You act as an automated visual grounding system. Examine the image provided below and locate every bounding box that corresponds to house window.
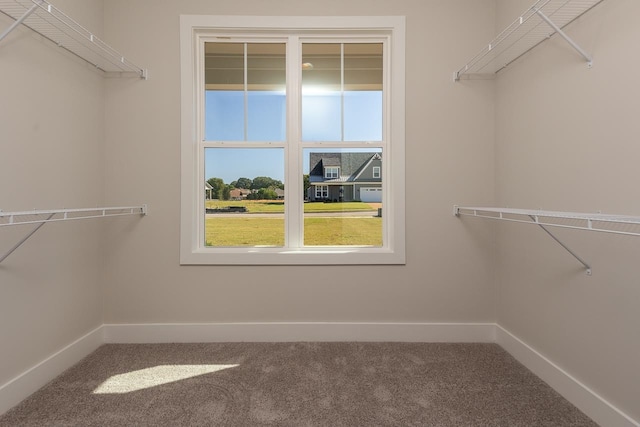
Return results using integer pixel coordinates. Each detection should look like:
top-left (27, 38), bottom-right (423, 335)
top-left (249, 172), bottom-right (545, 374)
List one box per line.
top-left (324, 167), bottom-right (339, 179)
top-left (315, 185), bottom-right (329, 199)
top-left (180, 15), bottom-right (405, 264)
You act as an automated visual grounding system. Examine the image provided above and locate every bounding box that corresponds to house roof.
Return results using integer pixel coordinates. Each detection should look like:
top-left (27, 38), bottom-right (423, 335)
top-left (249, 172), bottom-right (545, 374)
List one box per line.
top-left (320, 157), bottom-right (341, 167)
top-left (229, 188), bottom-right (251, 197)
top-left (309, 152), bottom-right (381, 182)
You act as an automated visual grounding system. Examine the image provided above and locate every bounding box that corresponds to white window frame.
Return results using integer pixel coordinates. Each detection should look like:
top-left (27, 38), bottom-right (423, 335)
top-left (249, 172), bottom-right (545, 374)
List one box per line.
top-left (324, 167), bottom-right (339, 179)
top-left (315, 185), bottom-right (329, 199)
top-left (180, 15), bottom-right (405, 265)
top-left (372, 166), bottom-right (381, 178)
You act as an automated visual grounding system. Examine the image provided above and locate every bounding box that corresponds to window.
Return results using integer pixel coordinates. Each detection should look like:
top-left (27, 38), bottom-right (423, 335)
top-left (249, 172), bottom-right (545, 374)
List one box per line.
top-left (180, 15), bottom-right (405, 264)
top-left (315, 185), bottom-right (329, 199)
top-left (324, 167), bottom-right (339, 179)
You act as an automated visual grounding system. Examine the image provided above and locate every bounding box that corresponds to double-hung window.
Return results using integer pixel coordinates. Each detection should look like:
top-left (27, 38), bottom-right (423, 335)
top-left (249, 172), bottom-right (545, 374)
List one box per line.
top-left (180, 16), bottom-right (405, 264)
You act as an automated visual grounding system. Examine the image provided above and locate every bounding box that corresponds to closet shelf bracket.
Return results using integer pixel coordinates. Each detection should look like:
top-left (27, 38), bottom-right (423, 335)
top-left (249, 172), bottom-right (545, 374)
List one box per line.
top-left (0, 0), bottom-right (148, 79)
top-left (454, 206), bottom-right (640, 275)
top-left (530, 216), bottom-right (592, 275)
top-left (533, 8), bottom-right (592, 68)
top-left (453, 0), bottom-right (603, 82)
top-left (0, 205), bottom-right (147, 263)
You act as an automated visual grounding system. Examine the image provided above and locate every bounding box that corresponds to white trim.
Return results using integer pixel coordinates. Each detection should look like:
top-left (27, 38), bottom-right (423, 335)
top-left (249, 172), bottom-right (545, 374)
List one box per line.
top-left (496, 325), bottom-right (639, 427)
top-left (103, 322), bottom-right (495, 344)
top-left (180, 15), bottom-right (406, 265)
top-left (0, 326), bottom-right (103, 416)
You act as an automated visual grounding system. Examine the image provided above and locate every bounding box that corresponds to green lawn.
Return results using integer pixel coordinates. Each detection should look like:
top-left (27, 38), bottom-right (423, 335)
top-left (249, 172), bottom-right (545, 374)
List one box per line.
top-left (205, 200), bottom-right (375, 214)
top-left (205, 216), bottom-right (382, 246)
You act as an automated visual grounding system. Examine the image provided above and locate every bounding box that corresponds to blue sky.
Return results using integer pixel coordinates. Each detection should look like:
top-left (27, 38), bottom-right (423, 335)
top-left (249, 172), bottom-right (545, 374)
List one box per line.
top-left (205, 90), bottom-right (382, 184)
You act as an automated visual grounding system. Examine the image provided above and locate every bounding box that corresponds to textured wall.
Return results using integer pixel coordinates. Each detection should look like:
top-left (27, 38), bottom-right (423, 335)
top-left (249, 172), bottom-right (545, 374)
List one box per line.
top-left (100, 0), bottom-right (497, 324)
top-left (0, 0), bottom-right (105, 387)
top-left (494, 0), bottom-right (640, 421)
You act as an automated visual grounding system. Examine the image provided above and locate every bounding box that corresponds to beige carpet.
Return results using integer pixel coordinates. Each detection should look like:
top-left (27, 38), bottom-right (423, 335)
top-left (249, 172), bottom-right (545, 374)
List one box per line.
top-left (0, 343), bottom-right (597, 426)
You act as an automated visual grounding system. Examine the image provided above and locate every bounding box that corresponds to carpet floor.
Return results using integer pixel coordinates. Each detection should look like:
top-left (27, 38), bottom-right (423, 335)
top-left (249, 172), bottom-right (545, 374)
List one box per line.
top-left (0, 343), bottom-right (597, 426)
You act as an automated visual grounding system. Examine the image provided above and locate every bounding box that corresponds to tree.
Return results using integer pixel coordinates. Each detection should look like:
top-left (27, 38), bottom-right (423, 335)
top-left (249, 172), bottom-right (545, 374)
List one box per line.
top-left (222, 184), bottom-right (232, 201)
top-left (233, 177), bottom-right (253, 189)
top-left (251, 176), bottom-right (284, 190)
top-left (303, 174), bottom-right (310, 198)
top-left (206, 177), bottom-right (225, 200)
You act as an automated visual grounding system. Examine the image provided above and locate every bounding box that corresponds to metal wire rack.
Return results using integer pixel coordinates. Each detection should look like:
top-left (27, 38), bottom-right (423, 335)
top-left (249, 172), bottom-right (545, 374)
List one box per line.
top-left (0, 0), bottom-right (147, 78)
top-left (454, 206), bottom-right (640, 275)
top-left (0, 206), bottom-right (147, 263)
top-left (454, 0), bottom-right (603, 81)
top-left (0, 206), bottom-right (148, 227)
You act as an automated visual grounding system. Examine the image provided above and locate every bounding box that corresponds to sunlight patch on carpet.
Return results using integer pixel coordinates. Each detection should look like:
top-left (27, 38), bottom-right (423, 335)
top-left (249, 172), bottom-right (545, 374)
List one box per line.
top-left (93, 364), bottom-right (239, 394)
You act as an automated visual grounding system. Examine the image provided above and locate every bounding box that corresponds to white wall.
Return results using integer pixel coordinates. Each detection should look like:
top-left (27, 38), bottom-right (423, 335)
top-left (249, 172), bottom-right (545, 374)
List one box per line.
top-left (100, 0), bottom-right (496, 324)
top-left (0, 0), bottom-right (105, 390)
top-left (494, 0), bottom-right (640, 421)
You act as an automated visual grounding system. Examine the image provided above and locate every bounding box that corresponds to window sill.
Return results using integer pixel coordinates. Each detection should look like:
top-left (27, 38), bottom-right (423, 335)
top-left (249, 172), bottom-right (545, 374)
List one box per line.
top-left (180, 247), bottom-right (405, 265)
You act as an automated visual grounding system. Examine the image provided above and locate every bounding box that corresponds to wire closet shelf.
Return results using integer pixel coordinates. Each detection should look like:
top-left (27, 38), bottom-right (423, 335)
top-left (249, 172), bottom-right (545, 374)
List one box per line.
top-left (0, 0), bottom-right (147, 78)
top-left (454, 0), bottom-right (603, 81)
top-left (0, 206), bottom-right (147, 263)
top-left (454, 207), bottom-right (640, 237)
top-left (0, 206), bottom-right (148, 227)
top-left (454, 206), bottom-right (640, 276)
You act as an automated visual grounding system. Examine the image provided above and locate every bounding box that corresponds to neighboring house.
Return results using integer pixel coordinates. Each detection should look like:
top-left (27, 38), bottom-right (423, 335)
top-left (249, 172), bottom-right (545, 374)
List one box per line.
top-left (230, 188), bottom-right (251, 200)
top-left (308, 152), bottom-right (382, 202)
top-left (205, 182), bottom-right (213, 200)
top-left (275, 188), bottom-right (285, 200)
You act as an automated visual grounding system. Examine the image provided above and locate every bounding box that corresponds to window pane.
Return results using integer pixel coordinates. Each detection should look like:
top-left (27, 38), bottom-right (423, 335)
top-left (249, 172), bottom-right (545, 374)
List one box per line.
top-left (205, 148), bottom-right (285, 247)
top-left (344, 43), bottom-right (383, 141)
top-left (344, 91), bottom-right (382, 141)
top-left (204, 43), bottom-right (245, 141)
top-left (247, 43), bottom-right (286, 141)
top-left (205, 43), bottom-right (286, 142)
top-left (303, 148), bottom-right (383, 246)
top-left (302, 44), bottom-right (341, 141)
top-left (205, 91), bottom-right (244, 141)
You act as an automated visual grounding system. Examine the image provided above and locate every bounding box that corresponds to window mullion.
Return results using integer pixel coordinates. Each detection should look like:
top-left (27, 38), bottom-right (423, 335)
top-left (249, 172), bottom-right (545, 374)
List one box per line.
top-left (285, 36), bottom-right (302, 248)
top-left (243, 43), bottom-right (248, 141)
top-left (340, 43), bottom-right (345, 142)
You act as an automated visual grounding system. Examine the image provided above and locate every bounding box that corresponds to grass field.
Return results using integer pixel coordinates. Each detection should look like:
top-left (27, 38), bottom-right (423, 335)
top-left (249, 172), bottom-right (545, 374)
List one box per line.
top-left (205, 200), bottom-right (375, 214)
top-left (205, 216), bottom-right (382, 246)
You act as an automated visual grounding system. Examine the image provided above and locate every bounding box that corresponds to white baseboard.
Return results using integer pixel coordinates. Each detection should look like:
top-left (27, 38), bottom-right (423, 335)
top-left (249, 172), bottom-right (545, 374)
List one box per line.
top-left (0, 325), bottom-right (104, 416)
top-left (103, 322), bottom-right (496, 344)
top-left (496, 324), bottom-right (639, 427)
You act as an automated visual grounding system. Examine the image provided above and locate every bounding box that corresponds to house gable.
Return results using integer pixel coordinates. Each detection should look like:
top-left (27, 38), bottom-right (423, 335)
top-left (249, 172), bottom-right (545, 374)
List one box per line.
top-left (308, 152), bottom-right (381, 183)
top-left (352, 153), bottom-right (382, 182)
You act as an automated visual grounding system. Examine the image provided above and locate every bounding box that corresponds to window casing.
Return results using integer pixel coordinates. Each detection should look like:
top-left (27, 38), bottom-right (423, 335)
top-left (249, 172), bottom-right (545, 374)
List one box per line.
top-left (180, 15), bottom-right (405, 264)
top-left (373, 166), bottom-right (381, 179)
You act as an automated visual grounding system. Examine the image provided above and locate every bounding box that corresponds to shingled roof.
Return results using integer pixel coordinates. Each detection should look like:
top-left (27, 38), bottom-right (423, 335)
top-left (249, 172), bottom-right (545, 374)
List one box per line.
top-left (309, 152), bottom-right (380, 180)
